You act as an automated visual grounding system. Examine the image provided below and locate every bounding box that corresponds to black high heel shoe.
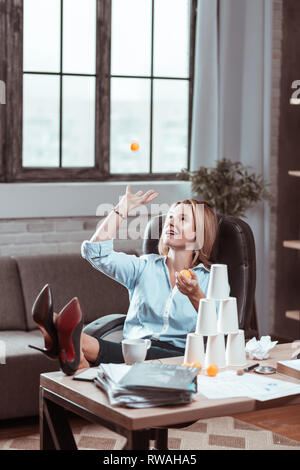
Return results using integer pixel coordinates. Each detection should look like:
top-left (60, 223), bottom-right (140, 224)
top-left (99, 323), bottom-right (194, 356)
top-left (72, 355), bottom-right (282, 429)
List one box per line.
top-left (28, 284), bottom-right (59, 359)
top-left (56, 297), bottom-right (83, 376)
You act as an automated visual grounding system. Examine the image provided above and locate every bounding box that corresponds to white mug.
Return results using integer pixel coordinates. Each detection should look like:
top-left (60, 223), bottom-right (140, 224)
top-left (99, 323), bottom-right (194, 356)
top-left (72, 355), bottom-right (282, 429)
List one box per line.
top-left (121, 338), bottom-right (151, 365)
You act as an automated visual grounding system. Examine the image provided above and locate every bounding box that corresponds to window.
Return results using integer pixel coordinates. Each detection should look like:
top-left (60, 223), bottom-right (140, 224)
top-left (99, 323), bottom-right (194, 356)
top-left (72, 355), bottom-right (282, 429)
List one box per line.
top-left (23, 0), bottom-right (96, 169)
top-left (1, 0), bottom-right (197, 182)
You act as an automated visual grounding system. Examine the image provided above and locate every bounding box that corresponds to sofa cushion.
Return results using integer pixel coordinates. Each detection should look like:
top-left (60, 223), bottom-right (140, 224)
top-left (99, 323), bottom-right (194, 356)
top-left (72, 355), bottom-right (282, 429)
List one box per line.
top-left (0, 257), bottom-right (26, 331)
top-left (0, 330), bottom-right (60, 419)
top-left (15, 253), bottom-right (130, 331)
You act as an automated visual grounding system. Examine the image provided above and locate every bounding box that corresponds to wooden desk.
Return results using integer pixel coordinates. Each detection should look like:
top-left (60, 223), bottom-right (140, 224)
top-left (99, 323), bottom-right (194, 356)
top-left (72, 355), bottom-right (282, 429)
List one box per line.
top-left (40, 343), bottom-right (300, 450)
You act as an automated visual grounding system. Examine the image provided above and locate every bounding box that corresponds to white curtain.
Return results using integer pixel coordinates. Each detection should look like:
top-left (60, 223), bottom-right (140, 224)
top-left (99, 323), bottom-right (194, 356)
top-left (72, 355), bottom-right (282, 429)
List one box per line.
top-left (190, 0), bottom-right (219, 169)
top-left (191, 0), bottom-right (273, 335)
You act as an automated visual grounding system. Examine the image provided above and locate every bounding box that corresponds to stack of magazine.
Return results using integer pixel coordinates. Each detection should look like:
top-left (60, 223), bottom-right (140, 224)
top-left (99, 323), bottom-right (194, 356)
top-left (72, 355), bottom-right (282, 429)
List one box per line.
top-left (94, 362), bottom-right (200, 408)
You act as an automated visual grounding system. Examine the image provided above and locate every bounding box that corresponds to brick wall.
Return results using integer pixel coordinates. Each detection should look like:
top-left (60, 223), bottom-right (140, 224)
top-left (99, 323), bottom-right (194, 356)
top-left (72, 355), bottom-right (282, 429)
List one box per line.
top-left (0, 216), bottom-right (146, 257)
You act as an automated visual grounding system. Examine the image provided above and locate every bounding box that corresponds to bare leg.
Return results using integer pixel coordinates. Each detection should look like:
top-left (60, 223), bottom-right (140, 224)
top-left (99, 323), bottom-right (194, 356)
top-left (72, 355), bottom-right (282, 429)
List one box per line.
top-left (81, 333), bottom-right (100, 364)
top-left (53, 313), bottom-right (100, 369)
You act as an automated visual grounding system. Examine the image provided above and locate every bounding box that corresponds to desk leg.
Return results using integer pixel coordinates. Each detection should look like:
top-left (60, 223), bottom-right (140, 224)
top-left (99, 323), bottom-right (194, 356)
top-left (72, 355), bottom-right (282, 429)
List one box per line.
top-left (40, 387), bottom-right (55, 450)
top-left (40, 387), bottom-right (77, 450)
top-left (125, 430), bottom-right (150, 450)
top-left (154, 429), bottom-right (168, 450)
top-left (40, 390), bottom-right (55, 450)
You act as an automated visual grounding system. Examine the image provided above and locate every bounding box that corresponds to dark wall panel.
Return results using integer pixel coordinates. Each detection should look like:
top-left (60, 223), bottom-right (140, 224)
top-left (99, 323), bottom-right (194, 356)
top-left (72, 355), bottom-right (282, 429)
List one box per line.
top-left (275, 0), bottom-right (300, 340)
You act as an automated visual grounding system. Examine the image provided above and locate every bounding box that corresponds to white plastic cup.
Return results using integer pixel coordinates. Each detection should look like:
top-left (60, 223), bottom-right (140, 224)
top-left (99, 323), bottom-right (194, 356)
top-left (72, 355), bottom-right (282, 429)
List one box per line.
top-left (217, 297), bottom-right (239, 334)
top-left (226, 329), bottom-right (247, 367)
top-left (196, 298), bottom-right (218, 335)
top-left (207, 264), bottom-right (229, 300)
top-left (121, 339), bottom-right (151, 365)
top-left (184, 333), bottom-right (205, 365)
top-left (205, 333), bottom-right (226, 369)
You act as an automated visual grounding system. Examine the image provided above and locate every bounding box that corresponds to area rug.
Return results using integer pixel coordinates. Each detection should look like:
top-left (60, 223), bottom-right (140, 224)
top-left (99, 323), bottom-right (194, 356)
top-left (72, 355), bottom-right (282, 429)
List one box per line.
top-left (0, 416), bottom-right (299, 450)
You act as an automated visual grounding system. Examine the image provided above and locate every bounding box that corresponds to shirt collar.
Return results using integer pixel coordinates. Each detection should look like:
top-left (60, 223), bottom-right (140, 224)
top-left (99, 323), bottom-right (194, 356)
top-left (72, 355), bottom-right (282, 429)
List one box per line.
top-left (154, 254), bottom-right (210, 272)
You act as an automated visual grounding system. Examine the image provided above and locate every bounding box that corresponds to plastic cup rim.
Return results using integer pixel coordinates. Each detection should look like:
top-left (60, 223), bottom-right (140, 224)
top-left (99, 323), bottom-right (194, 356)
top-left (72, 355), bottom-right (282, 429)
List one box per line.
top-left (219, 329), bottom-right (239, 335)
top-left (198, 330), bottom-right (219, 336)
top-left (227, 329), bottom-right (244, 336)
top-left (206, 296), bottom-right (231, 301)
top-left (188, 332), bottom-right (204, 338)
top-left (206, 332), bottom-right (224, 337)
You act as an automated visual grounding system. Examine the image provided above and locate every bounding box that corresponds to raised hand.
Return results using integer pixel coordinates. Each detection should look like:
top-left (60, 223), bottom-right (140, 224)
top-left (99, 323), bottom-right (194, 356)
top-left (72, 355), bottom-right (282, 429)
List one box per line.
top-left (118, 185), bottom-right (159, 217)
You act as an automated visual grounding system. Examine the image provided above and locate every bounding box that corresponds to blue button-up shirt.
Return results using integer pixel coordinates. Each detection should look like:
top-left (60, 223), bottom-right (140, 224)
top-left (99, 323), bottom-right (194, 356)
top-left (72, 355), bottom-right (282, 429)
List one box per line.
top-left (81, 239), bottom-right (229, 350)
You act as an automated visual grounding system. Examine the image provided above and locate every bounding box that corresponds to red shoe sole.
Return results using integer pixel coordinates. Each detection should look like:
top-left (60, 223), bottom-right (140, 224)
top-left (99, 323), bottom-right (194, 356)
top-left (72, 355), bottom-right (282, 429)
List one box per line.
top-left (56, 298), bottom-right (82, 363)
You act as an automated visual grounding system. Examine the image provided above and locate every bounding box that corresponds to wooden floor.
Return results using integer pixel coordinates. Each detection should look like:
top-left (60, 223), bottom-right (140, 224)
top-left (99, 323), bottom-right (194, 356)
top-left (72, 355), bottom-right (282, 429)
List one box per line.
top-left (0, 404), bottom-right (300, 444)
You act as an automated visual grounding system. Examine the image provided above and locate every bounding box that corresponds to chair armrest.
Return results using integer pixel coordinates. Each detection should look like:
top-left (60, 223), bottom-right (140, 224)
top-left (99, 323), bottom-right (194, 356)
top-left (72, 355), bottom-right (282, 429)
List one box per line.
top-left (83, 314), bottom-right (126, 339)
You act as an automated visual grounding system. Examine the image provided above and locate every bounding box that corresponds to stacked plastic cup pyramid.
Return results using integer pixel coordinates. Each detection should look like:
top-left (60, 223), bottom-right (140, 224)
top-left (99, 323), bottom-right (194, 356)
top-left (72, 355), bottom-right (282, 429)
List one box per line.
top-left (184, 264), bottom-right (247, 369)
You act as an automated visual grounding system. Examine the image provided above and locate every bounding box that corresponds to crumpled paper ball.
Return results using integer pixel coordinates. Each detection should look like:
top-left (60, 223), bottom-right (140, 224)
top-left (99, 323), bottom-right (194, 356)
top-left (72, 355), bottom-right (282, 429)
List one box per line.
top-left (245, 336), bottom-right (278, 360)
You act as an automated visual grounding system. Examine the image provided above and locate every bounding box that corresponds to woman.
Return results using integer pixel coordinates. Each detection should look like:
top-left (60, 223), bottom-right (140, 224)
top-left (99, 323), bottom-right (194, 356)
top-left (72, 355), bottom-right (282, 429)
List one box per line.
top-left (30, 186), bottom-right (219, 374)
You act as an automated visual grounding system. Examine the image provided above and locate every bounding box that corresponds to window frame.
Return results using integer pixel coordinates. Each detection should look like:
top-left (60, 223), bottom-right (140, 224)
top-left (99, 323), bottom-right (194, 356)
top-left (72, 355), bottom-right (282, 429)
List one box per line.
top-left (1, 0), bottom-right (197, 182)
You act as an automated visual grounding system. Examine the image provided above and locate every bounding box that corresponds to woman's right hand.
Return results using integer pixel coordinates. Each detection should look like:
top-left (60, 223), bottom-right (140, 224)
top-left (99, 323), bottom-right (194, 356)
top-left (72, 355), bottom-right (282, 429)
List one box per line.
top-left (117, 185), bottom-right (159, 217)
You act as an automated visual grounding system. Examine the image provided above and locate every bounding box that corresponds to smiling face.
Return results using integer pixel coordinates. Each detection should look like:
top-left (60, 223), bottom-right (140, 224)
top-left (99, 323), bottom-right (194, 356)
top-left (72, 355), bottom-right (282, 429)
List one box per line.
top-left (158, 199), bottom-right (218, 269)
top-left (162, 203), bottom-right (196, 250)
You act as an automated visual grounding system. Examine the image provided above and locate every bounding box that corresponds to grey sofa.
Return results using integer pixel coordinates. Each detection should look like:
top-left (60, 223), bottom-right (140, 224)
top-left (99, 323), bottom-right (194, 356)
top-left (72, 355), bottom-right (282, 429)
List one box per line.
top-left (0, 251), bottom-right (131, 420)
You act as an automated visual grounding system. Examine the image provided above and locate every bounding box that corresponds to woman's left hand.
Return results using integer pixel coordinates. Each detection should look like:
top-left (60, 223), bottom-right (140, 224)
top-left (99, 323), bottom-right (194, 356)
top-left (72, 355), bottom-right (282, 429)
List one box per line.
top-left (175, 270), bottom-right (205, 311)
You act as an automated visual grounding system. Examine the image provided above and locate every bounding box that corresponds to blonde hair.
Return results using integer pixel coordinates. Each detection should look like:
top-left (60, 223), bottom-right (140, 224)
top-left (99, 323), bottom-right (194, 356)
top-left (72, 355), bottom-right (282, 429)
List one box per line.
top-left (158, 199), bottom-right (219, 270)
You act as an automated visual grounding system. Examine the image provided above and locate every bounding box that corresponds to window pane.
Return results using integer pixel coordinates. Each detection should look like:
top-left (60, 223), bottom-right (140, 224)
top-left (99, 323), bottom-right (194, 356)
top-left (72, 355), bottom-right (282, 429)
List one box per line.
top-left (63, 0), bottom-right (96, 74)
top-left (110, 78), bottom-right (150, 174)
top-left (152, 80), bottom-right (188, 173)
top-left (62, 77), bottom-right (95, 167)
top-left (153, 0), bottom-right (190, 78)
top-left (111, 0), bottom-right (152, 76)
top-left (23, 0), bottom-right (60, 72)
top-left (23, 75), bottom-right (60, 167)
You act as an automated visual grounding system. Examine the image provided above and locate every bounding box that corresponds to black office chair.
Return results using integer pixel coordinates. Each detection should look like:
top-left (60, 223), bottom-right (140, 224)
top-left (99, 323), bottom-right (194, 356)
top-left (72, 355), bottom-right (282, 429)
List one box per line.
top-left (83, 213), bottom-right (258, 341)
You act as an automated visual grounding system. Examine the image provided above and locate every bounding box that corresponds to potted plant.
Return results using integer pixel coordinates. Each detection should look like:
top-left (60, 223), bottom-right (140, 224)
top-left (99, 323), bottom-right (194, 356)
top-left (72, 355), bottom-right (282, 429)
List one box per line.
top-left (178, 158), bottom-right (273, 218)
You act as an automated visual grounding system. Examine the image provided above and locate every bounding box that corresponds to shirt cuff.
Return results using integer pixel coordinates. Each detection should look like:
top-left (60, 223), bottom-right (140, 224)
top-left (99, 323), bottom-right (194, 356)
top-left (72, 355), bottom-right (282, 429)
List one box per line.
top-left (81, 239), bottom-right (114, 259)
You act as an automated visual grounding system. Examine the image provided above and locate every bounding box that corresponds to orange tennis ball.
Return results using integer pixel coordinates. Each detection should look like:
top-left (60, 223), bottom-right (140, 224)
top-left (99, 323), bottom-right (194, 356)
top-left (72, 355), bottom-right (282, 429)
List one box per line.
top-left (130, 142), bottom-right (140, 151)
top-left (180, 269), bottom-right (192, 280)
top-left (206, 364), bottom-right (219, 377)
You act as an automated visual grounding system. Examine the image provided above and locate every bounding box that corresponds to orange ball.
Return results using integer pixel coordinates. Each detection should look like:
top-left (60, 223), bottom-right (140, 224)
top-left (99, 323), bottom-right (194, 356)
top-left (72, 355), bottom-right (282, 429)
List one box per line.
top-left (130, 142), bottom-right (140, 151)
top-left (182, 363), bottom-right (192, 367)
top-left (206, 364), bottom-right (219, 377)
top-left (180, 269), bottom-right (192, 280)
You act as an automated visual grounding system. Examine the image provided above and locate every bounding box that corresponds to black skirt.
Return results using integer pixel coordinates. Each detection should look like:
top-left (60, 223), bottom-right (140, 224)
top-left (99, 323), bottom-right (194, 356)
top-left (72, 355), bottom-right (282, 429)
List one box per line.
top-left (88, 336), bottom-right (185, 367)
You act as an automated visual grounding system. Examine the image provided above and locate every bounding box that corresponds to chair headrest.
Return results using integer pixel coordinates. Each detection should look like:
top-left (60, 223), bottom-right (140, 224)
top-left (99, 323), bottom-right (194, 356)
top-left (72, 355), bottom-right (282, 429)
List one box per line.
top-left (142, 214), bottom-right (166, 256)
